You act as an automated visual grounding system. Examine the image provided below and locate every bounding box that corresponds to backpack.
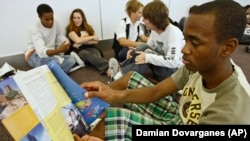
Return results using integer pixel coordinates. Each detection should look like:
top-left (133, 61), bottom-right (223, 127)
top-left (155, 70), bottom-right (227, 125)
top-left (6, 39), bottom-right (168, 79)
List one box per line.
top-left (112, 18), bottom-right (140, 61)
top-left (169, 17), bottom-right (180, 30)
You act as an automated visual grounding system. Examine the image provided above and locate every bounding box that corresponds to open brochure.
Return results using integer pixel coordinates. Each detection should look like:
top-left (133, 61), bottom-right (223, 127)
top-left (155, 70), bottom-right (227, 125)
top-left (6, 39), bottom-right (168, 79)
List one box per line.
top-left (0, 62), bottom-right (108, 141)
top-left (0, 77), bottom-right (50, 141)
top-left (48, 60), bottom-right (110, 125)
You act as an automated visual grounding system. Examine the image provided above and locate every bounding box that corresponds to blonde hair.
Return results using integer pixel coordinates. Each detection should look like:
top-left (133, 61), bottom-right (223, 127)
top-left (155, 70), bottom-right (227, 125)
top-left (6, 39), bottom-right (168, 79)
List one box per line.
top-left (125, 0), bottom-right (143, 16)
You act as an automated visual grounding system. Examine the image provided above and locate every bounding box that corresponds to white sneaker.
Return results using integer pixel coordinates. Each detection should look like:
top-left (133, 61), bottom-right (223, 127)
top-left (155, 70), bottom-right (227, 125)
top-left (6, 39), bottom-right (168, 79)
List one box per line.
top-left (113, 71), bottom-right (123, 80)
top-left (69, 52), bottom-right (85, 73)
top-left (69, 65), bottom-right (82, 73)
top-left (70, 52), bottom-right (85, 67)
top-left (108, 58), bottom-right (120, 80)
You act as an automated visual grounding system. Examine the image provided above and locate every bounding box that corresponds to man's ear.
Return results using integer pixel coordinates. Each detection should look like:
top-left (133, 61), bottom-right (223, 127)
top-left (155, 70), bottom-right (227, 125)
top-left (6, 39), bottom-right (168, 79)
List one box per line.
top-left (221, 38), bottom-right (238, 57)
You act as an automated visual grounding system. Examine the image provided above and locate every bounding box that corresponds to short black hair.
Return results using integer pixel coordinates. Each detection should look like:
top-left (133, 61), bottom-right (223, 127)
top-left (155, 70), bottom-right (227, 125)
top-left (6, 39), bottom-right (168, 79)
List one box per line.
top-left (244, 5), bottom-right (250, 10)
top-left (190, 0), bottom-right (246, 43)
top-left (37, 3), bottom-right (53, 16)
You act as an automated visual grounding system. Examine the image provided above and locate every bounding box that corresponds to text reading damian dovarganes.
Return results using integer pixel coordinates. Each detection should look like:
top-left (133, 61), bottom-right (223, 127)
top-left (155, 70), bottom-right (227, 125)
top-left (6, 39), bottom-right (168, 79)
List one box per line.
top-left (132, 125), bottom-right (249, 140)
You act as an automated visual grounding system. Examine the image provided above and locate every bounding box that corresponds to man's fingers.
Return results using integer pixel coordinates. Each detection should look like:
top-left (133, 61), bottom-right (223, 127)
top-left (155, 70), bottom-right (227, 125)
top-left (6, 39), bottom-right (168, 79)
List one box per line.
top-left (85, 91), bottom-right (101, 99)
top-left (73, 134), bottom-right (81, 141)
top-left (73, 134), bottom-right (91, 141)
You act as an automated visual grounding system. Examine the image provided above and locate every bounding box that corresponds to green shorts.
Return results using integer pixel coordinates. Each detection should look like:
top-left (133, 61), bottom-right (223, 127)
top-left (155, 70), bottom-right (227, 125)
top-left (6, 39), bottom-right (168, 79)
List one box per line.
top-left (105, 72), bottom-right (183, 141)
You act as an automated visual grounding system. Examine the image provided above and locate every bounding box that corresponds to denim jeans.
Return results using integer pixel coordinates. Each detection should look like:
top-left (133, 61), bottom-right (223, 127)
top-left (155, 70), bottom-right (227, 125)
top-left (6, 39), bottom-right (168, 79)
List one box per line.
top-left (121, 45), bottom-right (177, 81)
top-left (27, 52), bottom-right (76, 73)
top-left (118, 48), bottom-right (129, 62)
top-left (118, 43), bottom-right (149, 62)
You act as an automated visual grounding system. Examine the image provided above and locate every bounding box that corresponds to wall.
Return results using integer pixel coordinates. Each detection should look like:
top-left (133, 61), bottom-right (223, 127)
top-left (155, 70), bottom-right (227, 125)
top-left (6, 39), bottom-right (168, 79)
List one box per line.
top-left (0, 0), bottom-right (248, 57)
top-left (100, 0), bottom-right (170, 40)
top-left (169, 0), bottom-right (248, 23)
top-left (0, 0), bottom-right (101, 57)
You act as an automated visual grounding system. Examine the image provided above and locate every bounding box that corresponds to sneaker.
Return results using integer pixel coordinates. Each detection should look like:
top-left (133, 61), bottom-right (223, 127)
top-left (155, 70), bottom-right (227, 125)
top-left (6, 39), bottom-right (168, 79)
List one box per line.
top-left (69, 64), bottom-right (83, 73)
top-left (69, 52), bottom-right (85, 73)
top-left (108, 58), bottom-right (120, 80)
top-left (70, 52), bottom-right (85, 67)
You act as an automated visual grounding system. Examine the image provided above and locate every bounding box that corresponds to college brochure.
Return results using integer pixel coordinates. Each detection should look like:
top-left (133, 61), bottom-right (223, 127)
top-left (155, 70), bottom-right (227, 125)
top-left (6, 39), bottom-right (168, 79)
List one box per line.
top-left (0, 64), bottom-right (90, 141)
top-left (48, 60), bottom-right (110, 125)
top-left (0, 77), bottom-right (52, 141)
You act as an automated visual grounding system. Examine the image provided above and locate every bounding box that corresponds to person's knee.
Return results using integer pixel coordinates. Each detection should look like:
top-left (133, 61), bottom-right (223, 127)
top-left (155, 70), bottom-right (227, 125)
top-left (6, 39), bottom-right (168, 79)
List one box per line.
top-left (92, 49), bottom-right (102, 57)
top-left (27, 59), bottom-right (36, 67)
top-left (69, 56), bottom-right (76, 64)
top-left (63, 55), bottom-right (76, 64)
top-left (118, 52), bottom-right (126, 62)
top-left (78, 50), bottom-right (89, 57)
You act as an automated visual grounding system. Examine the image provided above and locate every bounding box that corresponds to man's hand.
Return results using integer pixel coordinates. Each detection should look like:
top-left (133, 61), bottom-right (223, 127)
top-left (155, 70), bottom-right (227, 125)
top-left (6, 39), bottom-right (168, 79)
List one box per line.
top-left (81, 81), bottom-right (118, 105)
top-left (126, 48), bottom-right (135, 59)
top-left (58, 41), bottom-right (70, 53)
top-left (135, 51), bottom-right (146, 64)
top-left (73, 134), bottom-right (103, 141)
top-left (46, 41), bottom-right (71, 56)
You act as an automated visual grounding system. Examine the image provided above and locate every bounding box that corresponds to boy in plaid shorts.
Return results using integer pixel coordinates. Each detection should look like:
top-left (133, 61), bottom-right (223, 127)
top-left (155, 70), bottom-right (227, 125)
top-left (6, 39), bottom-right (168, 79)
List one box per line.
top-left (74, 0), bottom-right (250, 141)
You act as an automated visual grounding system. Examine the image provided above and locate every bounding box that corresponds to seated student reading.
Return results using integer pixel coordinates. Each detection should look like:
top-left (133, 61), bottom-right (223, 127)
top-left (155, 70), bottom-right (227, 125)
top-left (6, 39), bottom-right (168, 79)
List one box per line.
top-left (74, 0), bottom-right (250, 141)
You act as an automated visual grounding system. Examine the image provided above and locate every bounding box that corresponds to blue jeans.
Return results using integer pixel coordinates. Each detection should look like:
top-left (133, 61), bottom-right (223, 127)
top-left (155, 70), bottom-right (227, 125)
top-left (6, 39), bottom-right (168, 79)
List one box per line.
top-left (118, 48), bottom-right (129, 62)
top-left (120, 46), bottom-right (177, 81)
top-left (118, 43), bottom-right (148, 62)
top-left (27, 52), bottom-right (76, 73)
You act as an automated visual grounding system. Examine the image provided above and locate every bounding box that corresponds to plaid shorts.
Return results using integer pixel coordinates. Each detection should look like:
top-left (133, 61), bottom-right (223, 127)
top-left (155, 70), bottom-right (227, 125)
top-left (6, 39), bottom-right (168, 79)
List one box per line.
top-left (105, 72), bottom-right (183, 141)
